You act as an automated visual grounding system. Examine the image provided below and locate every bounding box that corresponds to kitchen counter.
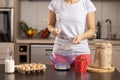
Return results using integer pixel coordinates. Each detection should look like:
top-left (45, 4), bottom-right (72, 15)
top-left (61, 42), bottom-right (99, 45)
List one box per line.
top-left (16, 38), bottom-right (120, 44)
top-left (0, 64), bottom-right (120, 80)
top-left (16, 38), bottom-right (55, 44)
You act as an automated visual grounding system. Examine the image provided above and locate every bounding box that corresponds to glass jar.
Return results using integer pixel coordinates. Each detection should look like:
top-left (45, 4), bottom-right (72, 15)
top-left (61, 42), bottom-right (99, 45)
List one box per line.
top-left (5, 48), bottom-right (15, 73)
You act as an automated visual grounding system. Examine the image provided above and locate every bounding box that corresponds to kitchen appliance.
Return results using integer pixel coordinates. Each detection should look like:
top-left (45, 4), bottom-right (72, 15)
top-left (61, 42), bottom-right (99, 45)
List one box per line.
top-left (30, 44), bottom-right (53, 64)
top-left (0, 8), bottom-right (14, 42)
top-left (0, 0), bottom-right (14, 42)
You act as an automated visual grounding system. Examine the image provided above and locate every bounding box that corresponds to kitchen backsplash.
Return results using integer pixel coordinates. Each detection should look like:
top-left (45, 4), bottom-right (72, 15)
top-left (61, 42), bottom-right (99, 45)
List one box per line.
top-left (20, 1), bottom-right (120, 39)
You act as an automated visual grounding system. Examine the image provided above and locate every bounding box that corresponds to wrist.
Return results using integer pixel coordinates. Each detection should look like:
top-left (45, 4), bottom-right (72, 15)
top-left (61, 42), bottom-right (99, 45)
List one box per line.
top-left (79, 34), bottom-right (85, 40)
top-left (48, 25), bottom-right (55, 33)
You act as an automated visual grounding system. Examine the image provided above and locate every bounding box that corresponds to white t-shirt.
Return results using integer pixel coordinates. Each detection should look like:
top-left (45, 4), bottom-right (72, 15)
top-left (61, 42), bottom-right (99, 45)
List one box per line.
top-left (48, 0), bottom-right (96, 56)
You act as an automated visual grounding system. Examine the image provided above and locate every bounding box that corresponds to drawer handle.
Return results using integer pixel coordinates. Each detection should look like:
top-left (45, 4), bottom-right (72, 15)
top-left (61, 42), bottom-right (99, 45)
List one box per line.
top-left (45, 49), bottom-right (52, 51)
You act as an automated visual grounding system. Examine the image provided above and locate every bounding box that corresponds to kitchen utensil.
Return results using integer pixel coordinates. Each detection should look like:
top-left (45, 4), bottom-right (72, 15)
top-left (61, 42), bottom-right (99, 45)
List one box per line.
top-left (50, 54), bottom-right (75, 70)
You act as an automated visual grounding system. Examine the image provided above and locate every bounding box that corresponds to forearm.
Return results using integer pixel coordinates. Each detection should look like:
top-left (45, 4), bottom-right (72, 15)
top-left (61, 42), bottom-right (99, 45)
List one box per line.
top-left (47, 24), bottom-right (55, 33)
top-left (82, 11), bottom-right (96, 40)
top-left (47, 10), bottom-right (56, 33)
top-left (81, 28), bottom-right (95, 40)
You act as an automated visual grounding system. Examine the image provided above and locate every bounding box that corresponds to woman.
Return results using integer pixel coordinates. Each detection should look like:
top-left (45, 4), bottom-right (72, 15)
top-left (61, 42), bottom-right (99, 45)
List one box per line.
top-left (47, 0), bottom-right (96, 68)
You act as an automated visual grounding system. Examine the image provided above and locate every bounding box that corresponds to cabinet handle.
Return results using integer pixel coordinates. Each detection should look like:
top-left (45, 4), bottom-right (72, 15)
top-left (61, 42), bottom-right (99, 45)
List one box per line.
top-left (45, 49), bottom-right (53, 51)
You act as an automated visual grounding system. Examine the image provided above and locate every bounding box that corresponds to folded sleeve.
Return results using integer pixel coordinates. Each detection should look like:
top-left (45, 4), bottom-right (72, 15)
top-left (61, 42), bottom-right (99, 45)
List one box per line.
top-left (48, 0), bottom-right (56, 12)
top-left (86, 0), bottom-right (96, 14)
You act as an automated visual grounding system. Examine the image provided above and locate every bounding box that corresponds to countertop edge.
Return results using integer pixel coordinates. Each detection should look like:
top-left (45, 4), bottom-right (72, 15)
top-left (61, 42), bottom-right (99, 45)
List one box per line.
top-left (16, 39), bottom-right (120, 45)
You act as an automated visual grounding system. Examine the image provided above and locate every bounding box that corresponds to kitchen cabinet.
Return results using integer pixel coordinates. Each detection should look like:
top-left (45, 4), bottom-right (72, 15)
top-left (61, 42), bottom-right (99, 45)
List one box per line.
top-left (112, 44), bottom-right (120, 72)
top-left (15, 39), bottom-right (54, 64)
top-left (14, 43), bottom-right (53, 65)
top-left (0, 43), bottom-right (14, 64)
top-left (14, 43), bottom-right (30, 65)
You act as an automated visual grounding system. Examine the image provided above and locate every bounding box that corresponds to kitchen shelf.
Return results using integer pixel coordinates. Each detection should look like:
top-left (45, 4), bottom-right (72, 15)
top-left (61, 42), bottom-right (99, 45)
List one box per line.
top-left (14, 43), bottom-right (30, 64)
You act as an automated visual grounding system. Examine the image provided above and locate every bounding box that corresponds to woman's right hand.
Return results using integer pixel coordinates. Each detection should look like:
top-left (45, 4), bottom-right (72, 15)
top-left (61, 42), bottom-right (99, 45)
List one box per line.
top-left (51, 28), bottom-right (61, 36)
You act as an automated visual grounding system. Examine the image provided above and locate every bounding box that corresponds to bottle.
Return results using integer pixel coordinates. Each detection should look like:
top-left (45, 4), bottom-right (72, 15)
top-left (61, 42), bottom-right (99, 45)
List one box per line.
top-left (96, 21), bottom-right (101, 39)
top-left (5, 48), bottom-right (15, 73)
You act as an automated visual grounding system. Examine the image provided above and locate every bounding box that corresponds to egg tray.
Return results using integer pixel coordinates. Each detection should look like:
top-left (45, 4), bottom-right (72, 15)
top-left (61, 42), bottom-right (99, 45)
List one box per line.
top-left (15, 63), bottom-right (47, 74)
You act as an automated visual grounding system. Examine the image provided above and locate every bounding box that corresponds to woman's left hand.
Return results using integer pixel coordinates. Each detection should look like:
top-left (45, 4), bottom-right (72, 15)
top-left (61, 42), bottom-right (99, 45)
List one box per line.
top-left (72, 34), bottom-right (84, 44)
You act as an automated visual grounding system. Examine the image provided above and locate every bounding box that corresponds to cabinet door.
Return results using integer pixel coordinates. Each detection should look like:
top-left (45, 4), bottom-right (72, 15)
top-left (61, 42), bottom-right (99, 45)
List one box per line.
top-left (112, 45), bottom-right (120, 72)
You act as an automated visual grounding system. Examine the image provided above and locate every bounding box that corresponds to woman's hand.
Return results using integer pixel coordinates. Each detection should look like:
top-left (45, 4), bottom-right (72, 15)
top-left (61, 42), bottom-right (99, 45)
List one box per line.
top-left (72, 34), bottom-right (84, 44)
top-left (51, 28), bottom-right (61, 36)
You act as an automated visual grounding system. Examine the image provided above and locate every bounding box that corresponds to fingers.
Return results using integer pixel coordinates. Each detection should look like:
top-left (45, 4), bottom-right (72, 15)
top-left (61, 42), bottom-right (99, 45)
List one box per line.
top-left (52, 28), bottom-right (61, 36)
top-left (72, 35), bottom-right (83, 44)
top-left (73, 37), bottom-right (80, 44)
top-left (55, 28), bottom-right (61, 35)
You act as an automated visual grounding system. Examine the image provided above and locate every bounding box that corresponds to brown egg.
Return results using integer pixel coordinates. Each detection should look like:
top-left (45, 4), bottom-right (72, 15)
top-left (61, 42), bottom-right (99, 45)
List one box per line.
top-left (31, 65), bottom-right (36, 70)
top-left (25, 66), bottom-right (31, 70)
top-left (21, 66), bottom-right (26, 71)
top-left (42, 64), bottom-right (47, 69)
top-left (36, 64), bottom-right (41, 69)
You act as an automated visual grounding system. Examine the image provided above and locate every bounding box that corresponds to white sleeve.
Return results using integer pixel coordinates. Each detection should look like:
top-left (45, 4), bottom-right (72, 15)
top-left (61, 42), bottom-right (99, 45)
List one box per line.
top-left (48, 0), bottom-right (56, 12)
top-left (86, 0), bottom-right (96, 14)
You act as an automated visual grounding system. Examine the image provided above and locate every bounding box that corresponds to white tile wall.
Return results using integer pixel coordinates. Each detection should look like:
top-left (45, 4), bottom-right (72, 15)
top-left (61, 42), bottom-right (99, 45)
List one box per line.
top-left (93, 1), bottom-right (120, 39)
top-left (20, 1), bottom-right (120, 39)
top-left (20, 1), bottom-right (50, 30)
top-left (102, 2), bottom-right (119, 39)
top-left (117, 1), bottom-right (120, 38)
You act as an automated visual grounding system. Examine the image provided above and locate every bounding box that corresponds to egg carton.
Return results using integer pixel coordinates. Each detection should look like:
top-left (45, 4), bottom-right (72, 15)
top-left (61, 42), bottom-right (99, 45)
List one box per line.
top-left (15, 63), bottom-right (47, 74)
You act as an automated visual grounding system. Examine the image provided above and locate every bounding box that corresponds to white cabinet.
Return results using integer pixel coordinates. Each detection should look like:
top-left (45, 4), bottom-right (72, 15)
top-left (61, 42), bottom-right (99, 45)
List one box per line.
top-left (112, 45), bottom-right (120, 72)
top-left (0, 43), bottom-right (14, 64)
